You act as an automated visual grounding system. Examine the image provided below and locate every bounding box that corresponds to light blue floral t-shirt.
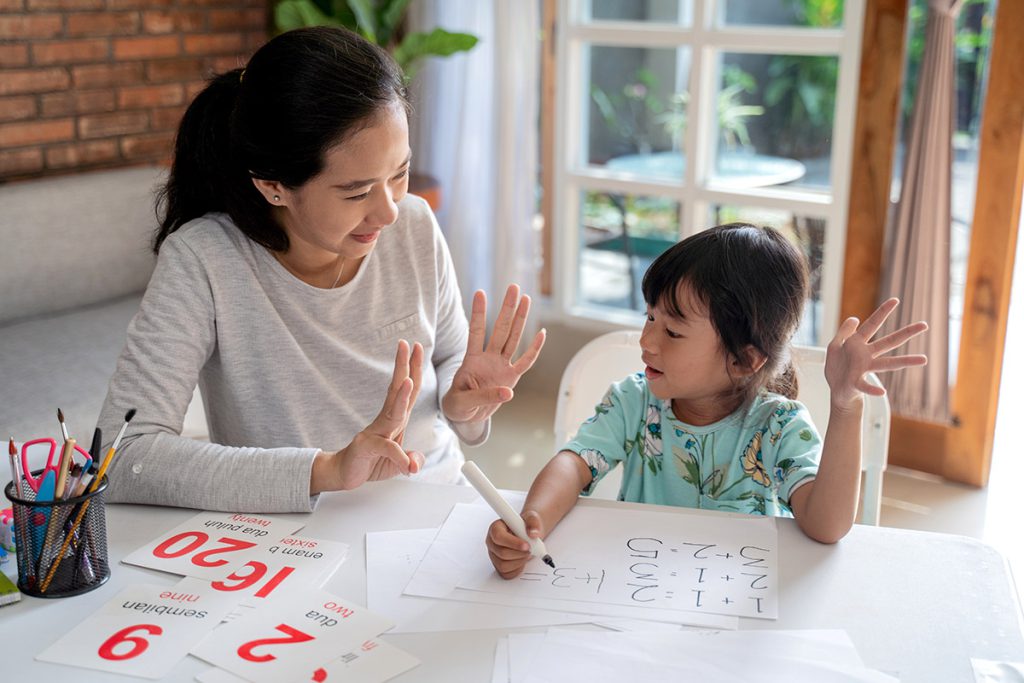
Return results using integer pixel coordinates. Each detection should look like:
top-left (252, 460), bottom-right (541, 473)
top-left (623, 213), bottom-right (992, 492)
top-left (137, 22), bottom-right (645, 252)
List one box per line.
top-left (564, 373), bottom-right (822, 517)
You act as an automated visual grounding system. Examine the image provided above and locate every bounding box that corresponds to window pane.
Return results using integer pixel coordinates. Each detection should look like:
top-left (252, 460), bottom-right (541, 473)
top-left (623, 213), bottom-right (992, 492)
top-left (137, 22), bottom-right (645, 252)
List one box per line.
top-left (579, 191), bottom-right (681, 311)
top-left (586, 45), bottom-right (691, 182)
top-left (710, 205), bottom-right (826, 345)
top-left (711, 53), bottom-right (838, 193)
top-left (721, 0), bottom-right (844, 28)
top-left (588, 0), bottom-right (691, 24)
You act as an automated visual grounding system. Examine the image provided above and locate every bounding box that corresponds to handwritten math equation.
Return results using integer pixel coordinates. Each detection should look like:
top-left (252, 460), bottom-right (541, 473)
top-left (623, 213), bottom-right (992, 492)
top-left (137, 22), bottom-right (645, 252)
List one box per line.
top-left (516, 535), bottom-right (776, 619)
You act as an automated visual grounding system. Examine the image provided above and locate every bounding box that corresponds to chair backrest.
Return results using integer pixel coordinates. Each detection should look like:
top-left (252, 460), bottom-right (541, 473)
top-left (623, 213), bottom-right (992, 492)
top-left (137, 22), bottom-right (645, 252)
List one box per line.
top-left (553, 331), bottom-right (889, 525)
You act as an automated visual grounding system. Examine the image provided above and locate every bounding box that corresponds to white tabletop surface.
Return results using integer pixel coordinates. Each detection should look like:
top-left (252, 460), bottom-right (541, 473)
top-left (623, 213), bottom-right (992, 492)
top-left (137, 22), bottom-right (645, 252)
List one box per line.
top-left (4, 479), bottom-right (1023, 682)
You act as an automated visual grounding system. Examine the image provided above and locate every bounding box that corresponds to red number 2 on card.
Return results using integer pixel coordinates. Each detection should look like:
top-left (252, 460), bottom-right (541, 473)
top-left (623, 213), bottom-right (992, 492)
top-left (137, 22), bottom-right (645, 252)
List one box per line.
top-left (211, 561), bottom-right (296, 598)
top-left (98, 624), bottom-right (163, 661)
top-left (237, 624), bottom-right (314, 663)
top-left (152, 531), bottom-right (257, 567)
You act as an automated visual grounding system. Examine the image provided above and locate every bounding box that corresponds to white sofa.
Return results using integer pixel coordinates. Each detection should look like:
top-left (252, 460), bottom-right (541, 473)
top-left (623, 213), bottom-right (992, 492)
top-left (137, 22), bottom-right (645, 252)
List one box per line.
top-left (0, 166), bottom-right (207, 450)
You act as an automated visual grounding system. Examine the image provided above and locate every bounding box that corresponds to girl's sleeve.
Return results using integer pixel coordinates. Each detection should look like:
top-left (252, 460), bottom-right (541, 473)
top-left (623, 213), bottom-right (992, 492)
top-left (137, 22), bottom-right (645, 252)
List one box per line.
top-left (769, 401), bottom-right (822, 506)
top-left (562, 374), bottom-right (644, 495)
top-left (96, 234), bottom-right (319, 513)
top-left (423, 202), bottom-right (490, 446)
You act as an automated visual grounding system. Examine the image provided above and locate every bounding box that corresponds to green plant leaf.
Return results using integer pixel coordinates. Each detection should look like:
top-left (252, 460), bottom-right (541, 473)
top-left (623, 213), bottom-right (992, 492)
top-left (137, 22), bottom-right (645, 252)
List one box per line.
top-left (393, 28), bottom-right (478, 79)
top-left (346, 0), bottom-right (377, 42)
top-left (377, 0), bottom-right (413, 46)
top-left (275, 0), bottom-right (340, 32)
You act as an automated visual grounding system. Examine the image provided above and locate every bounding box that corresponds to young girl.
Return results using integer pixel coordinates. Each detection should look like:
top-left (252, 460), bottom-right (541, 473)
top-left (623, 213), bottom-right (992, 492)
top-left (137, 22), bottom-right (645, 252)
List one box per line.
top-left (95, 27), bottom-right (544, 513)
top-left (487, 223), bottom-right (928, 577)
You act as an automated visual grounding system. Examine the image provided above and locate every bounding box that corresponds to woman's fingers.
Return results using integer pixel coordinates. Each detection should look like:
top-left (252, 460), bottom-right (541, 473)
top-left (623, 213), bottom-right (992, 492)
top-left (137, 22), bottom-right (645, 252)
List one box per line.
top-left (501, 294), bottom-right (531, 359)
top-left (486, 285), bottom-right (520, 354)
top-left (511, 329), bottom-right (546, 375)
top-left (467, 290), bottom-right (488, 354)
top-left (368, 376), bottom-right (414, 438)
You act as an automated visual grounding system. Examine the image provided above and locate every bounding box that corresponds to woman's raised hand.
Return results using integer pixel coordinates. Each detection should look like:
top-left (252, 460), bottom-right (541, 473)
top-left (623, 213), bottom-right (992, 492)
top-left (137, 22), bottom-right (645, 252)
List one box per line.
top-left (311, 340), bottom-right (425, 493)
top-left (442, 285), bottom-right (546, 425)
top-left (825, 298), bottom-right (929, 412)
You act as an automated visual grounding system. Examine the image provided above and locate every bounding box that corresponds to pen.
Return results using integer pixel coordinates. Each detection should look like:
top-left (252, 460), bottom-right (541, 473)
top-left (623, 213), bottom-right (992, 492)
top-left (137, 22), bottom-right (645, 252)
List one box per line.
top-left (461, 460), bottom-right (555, 569)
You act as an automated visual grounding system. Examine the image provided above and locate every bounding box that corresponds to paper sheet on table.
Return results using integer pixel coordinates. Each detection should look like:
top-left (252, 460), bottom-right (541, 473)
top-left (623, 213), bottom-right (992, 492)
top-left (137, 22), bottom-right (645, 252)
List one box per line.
top-left (512, 629), bottom-right (896, 683)
top-left (492, 637), bottom-right (511, 683)
top-left (973, 658), bottom-right (1024, 682)
top-left (365, 528), bottom-right (586, 633)
top-left (404, 502), bottom-right (744, 626)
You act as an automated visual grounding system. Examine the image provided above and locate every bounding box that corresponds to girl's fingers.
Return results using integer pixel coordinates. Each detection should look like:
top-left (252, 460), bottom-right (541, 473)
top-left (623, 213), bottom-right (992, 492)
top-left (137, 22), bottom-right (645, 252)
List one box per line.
top-left (856, 377), bottom-right (887, 396)
top-left (858, 298), bottom-right (900, 340)
top-left (870, 321), bottom-right (929, 355)
top-left (467, 290), bottom-right (488, 354)
top-left (501, 295), bottom-right (531, 359)
top-left (486, 285), bottom-right (520, 354)
top-left (871, 354), bottom-right (928, 372)
top-left (512, 329), bottom-right (547, 375)
top-left (829, 316), bottom-right (860, 350)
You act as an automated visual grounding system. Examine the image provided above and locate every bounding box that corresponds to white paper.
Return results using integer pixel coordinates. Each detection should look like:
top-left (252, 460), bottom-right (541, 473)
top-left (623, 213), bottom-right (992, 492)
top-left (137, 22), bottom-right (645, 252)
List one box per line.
top-left (35, 582), bottom-right (238, 679)
top-left (973, 658), bottom-right (1024, 682)
top-left (518, 629), bottom-right (895, 683)
top-left (190, 587), bottom-right (393, 683)
top-left (492, 637), bottom-right (511, 683)
top-left (366, 528), bottom-right (587, 633)
top-left (195, 638), bottom-right (418, 683)
top-left (185, 534), bottom-right (348, 607)
top-left (403, 503), bottom-right (742, 626)
top-left (456, 503), bottom-right (779, 619)
top-left (122, 511), bottom-right (306, 580)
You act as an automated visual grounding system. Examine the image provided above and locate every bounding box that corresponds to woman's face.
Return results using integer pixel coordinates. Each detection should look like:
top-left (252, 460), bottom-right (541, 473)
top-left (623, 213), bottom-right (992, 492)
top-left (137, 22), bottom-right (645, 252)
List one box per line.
top-left (266, 101), bottom-right (411, 264)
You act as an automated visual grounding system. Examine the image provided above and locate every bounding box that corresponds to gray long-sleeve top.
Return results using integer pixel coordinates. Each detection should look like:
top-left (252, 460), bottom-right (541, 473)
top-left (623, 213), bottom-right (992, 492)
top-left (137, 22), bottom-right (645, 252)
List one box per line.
top-left (96, 195), bottom-right (482, 512)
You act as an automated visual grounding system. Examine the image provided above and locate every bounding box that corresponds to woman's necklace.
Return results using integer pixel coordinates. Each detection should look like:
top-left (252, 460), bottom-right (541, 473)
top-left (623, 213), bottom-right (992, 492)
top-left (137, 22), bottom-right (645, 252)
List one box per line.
top-left (330, 256), bottom-right (346, 289)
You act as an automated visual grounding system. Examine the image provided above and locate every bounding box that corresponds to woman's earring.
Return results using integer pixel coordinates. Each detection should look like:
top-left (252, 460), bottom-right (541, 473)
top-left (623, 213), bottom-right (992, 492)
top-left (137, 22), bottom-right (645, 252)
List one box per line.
top-left (272, 194), bottom-right (280, 203)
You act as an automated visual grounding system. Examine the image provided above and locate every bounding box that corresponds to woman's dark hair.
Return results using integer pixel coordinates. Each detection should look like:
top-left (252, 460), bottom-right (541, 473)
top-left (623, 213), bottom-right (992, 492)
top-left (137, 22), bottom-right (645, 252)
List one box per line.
top-left (154, 26), bottom-right (409, 253)
top-left (641, 223), bottom-right (809, 404)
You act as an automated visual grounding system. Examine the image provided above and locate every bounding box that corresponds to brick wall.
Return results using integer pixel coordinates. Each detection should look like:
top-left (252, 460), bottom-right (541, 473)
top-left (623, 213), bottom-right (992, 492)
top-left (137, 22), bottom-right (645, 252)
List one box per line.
top-left (0, 0), bottom-right (268, 181)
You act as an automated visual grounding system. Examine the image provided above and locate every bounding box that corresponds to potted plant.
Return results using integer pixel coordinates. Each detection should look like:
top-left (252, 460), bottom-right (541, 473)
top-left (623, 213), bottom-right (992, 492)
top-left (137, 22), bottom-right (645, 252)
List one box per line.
top-left (273, 0), bottom-right (480, 209)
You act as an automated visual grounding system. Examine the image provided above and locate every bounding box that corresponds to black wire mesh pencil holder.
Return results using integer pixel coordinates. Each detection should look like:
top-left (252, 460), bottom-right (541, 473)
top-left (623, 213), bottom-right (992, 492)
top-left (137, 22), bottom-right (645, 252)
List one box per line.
top-left (4, 472), bottom-right (110, 598)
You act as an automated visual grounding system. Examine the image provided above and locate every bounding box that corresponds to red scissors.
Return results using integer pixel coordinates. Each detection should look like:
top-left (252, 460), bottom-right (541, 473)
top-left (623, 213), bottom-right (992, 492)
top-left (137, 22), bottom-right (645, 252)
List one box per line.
top-left (20, 438), bottom-right (93, 496)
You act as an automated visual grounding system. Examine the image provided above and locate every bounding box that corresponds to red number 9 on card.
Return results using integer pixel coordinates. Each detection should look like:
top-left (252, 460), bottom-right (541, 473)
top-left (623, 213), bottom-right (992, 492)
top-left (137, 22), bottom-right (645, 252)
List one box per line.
top-left (98, 624), bottom-right (163, 661)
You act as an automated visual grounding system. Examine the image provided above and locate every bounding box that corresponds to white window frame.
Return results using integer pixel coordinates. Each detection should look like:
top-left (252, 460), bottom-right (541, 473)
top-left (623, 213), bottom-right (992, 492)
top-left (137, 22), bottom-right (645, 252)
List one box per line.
top-left (552, 0), bottom-right (865, 342)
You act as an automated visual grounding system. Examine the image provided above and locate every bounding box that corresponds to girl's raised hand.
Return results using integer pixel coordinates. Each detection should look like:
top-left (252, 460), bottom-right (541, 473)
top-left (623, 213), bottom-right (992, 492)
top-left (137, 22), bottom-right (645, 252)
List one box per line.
top-left (311, 340), bottom-right (425, 493)
top-left (825, 298), bottom-right (929, 411)
top-left (442, 285), bottom-right (546, 425)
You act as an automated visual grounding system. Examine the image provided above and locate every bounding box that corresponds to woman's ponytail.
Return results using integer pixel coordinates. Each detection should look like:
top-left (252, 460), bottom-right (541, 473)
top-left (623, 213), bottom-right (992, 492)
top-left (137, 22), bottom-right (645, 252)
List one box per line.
top-left (154, 69), bottom-right (246, 253)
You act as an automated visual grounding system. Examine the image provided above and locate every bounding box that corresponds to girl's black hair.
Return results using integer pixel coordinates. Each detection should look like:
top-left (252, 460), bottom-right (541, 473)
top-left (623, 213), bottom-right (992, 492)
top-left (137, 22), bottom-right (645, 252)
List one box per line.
top-left (154, 26), bottom-right (409, 253)
top-left (641, 223), bottom-right (809, 404)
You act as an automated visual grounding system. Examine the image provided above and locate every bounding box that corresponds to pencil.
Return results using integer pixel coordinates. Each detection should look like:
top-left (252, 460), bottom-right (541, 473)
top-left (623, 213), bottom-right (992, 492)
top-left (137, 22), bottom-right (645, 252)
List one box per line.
top-left (39, 408), bottom-right (135, 593)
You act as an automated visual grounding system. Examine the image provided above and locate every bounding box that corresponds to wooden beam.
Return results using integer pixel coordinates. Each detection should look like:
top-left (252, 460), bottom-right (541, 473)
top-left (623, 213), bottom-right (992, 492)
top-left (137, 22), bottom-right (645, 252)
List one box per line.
top-left (840, 0), bottom-right (909, 323)
top-left (946, 0), bottom-right (1024, 486)
top-left (539, 0), bottom-right (557, 296)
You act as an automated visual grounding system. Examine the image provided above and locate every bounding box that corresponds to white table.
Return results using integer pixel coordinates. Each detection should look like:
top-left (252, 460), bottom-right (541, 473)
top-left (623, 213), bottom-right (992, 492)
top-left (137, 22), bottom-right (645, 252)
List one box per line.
top-left (5, 479), bottom-right (1023, 682)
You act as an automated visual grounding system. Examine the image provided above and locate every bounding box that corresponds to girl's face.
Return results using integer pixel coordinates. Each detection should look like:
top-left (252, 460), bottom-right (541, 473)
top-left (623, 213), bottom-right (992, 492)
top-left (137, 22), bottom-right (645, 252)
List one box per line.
top-left (264, 101), bottom-right (411, 267)
top-left (639, 284), bottom-right (745, 424)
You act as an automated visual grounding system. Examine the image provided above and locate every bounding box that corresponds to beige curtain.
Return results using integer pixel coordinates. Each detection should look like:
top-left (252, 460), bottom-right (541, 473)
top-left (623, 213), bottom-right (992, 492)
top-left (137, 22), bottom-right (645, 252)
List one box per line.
top-left (879, 0), bottom-right (963, 422)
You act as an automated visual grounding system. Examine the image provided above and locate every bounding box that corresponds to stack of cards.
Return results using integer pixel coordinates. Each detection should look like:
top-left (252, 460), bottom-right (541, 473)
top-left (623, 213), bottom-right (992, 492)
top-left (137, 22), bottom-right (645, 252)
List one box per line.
top-left (34, 510), bottom-right (419, 682)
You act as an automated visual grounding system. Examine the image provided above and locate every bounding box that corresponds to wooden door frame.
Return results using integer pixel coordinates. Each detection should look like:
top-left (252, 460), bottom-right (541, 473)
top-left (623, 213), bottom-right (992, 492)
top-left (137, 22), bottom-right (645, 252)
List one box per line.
top-left (842, 0), bottom-right (1024, 486)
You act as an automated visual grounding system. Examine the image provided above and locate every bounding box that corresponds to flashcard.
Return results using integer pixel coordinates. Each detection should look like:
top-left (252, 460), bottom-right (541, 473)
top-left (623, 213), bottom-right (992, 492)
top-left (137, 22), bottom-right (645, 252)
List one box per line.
top-left (199, 535), bottom-right (349, 607)
top-left (195, 638), bottom-right (419, 683)
top-left (35, 582), bottom-right (238, 679)
top-left (190, 587), bottom-right (394, 683)
top-left (122, 511), bottom-right (306, 580)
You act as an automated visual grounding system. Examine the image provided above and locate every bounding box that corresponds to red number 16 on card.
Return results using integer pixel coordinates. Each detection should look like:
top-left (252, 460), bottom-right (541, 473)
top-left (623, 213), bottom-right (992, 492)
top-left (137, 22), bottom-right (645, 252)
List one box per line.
top-left (211, 561), bottom-right (297, 599)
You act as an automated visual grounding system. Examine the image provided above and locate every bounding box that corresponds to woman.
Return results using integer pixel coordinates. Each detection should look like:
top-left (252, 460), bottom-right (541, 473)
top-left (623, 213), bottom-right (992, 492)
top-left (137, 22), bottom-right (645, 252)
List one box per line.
top-left (96, 26), bottom-right (544, 513)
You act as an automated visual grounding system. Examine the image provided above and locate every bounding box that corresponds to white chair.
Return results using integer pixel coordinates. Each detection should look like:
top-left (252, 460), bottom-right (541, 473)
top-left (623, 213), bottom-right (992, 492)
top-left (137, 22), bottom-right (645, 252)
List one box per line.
top-left (553, 331), bottom-right (890, 525)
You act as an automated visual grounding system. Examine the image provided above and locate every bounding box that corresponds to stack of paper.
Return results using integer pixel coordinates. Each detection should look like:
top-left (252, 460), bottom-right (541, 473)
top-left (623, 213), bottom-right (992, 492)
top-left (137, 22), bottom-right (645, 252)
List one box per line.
top-left (492, 629), bottom-right (899, 682)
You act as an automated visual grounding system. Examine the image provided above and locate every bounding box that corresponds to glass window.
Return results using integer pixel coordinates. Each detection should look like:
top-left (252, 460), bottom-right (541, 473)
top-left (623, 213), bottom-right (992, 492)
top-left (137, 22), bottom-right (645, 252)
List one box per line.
top-left (588, 0), bottom-right (691, 24)
top-left (586, 45), bottom-right (691, 181)
top-left (579, 191), bottom-right (681, 311)
top-left (713, 53), bottom-right (838, 192)
top-left (720, 0), bottom-right (845, 28)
